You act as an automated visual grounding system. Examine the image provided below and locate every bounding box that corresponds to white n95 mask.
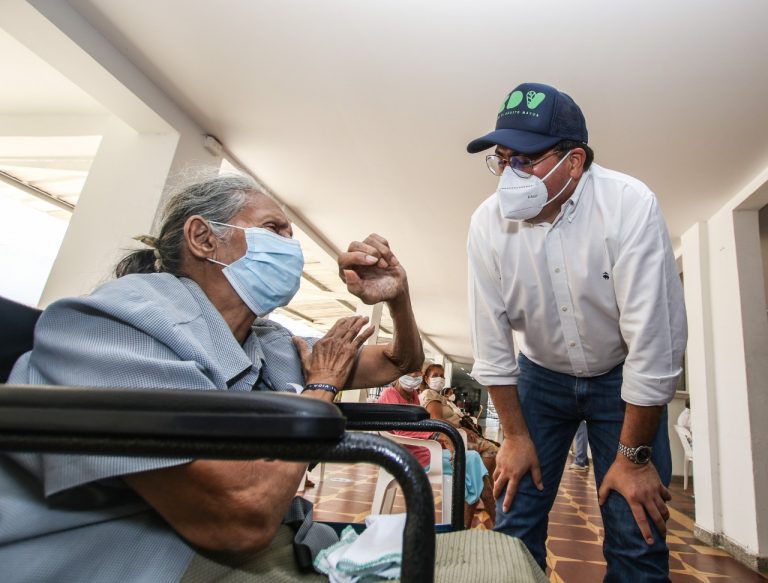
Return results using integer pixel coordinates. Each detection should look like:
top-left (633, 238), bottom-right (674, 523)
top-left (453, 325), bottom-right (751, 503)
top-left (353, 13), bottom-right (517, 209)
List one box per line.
top-left (497, 150), bottom-right (573, 221)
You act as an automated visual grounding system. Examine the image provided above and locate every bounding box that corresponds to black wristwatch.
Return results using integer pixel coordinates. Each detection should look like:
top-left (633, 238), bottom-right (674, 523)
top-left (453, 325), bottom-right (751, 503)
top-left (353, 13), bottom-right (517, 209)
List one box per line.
top-left (617, 443), bottom-right (653, 465)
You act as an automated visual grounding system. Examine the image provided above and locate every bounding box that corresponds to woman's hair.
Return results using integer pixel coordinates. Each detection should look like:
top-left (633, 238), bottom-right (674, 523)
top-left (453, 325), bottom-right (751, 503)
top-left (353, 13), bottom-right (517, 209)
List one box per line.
top-left (114, 174), bottom-right (258, 278)
top-left (423, 363), bottom-right (444, 377)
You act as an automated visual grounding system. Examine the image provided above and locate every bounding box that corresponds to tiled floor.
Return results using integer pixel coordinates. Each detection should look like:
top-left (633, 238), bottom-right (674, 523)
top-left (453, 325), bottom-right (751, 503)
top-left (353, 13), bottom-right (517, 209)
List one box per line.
top-left (300, 454), bottom-right (768, 582)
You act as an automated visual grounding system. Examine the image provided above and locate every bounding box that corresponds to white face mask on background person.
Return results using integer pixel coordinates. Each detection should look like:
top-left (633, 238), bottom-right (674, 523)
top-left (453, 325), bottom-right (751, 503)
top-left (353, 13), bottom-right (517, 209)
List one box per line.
top-left (448, 394), bottom-right (456, 402)
top-left (428, 377), bottom-right (445, 391)
top-left (398, 375), bottom-right (422, 392)
top-left (496, 150), bottom-right (573, 221)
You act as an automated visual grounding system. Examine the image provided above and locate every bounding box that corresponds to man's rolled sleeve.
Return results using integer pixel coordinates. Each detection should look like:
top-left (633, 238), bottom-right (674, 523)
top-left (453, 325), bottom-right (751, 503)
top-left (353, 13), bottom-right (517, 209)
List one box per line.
top-left (613, 191), bottom-right (688, 407)
top-left (621, 366), bottom-right (682, 407)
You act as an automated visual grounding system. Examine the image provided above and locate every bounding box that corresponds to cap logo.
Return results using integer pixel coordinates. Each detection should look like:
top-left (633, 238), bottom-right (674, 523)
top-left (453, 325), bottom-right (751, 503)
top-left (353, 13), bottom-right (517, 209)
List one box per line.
top-left (506, 90), bottom-right (523, 109)
top-left (526, 91), bottom-right (546, 109)
top-left (498, 88), bottom-right (547, 119)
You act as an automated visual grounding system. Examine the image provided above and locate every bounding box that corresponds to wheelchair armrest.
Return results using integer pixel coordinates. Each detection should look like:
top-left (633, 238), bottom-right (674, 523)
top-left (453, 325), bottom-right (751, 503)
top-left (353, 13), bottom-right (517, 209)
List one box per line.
top-left (337, 402), bottom-right (429, 422)
top-left (0, 385), bottom-right (435, 582)
top-left (0, 385), bottom-right (345, 442)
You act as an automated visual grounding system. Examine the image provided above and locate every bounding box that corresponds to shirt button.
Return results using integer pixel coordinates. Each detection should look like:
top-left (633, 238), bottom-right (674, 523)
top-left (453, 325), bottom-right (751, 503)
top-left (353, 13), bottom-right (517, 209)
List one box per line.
top-left (576, 370), bottom-right (583, 374)
top-left (561, 306), bottom-right (568, 312)
top-left (569, 341), bottom-right (576, 347)
top-left (554, 268), bottom-right (560, 273)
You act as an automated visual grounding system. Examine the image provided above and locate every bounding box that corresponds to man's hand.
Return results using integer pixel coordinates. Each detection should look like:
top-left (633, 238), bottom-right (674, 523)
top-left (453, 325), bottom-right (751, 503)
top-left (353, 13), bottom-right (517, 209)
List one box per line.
top-left (493, 433), bottom-right (544, 512)
top-left (293, 316), bottom-right (375, 389)
top-left (598, 457), bottom-right (671, 545)
top-left (338, 234), bottom-right (407, 305)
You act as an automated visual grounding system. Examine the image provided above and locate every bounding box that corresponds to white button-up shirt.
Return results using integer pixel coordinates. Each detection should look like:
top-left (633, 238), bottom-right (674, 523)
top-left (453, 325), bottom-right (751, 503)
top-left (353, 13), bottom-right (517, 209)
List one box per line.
top-left (467, 164), bottom-right (687, 406)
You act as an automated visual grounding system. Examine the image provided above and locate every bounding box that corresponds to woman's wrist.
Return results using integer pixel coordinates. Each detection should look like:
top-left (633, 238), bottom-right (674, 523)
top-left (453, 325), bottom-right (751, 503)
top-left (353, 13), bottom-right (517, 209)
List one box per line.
top-left (302, 383), bottom-right (339, 397)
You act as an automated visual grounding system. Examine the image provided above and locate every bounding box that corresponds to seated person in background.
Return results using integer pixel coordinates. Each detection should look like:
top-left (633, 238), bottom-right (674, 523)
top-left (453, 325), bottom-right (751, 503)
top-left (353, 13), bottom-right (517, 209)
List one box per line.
top-left (420, 364), bottom-right (500, 476)
top-left (0, 174), bottom-right (424, 582)
top-left (442, 386), bottom-right (486, 437)
top-left (442, 386), bottom-right (464, 418)
top-left (378, 372), bottom-right (496, 529)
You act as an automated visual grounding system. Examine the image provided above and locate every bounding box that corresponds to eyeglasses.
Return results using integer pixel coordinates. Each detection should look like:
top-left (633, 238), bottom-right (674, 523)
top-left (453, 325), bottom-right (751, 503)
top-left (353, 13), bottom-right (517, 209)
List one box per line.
top-left (485, 150), bottom-right (560, 178)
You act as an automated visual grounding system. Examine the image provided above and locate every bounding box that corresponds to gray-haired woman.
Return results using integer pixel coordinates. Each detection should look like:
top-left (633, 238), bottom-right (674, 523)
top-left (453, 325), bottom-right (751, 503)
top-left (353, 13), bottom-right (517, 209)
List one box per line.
top-left (3, 174), bottom-right (424, 582)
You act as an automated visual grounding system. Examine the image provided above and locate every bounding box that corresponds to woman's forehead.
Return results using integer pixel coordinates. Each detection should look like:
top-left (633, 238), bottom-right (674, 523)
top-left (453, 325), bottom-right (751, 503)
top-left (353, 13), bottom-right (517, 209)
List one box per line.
top-left (238, 192), bottom-right (290, 223)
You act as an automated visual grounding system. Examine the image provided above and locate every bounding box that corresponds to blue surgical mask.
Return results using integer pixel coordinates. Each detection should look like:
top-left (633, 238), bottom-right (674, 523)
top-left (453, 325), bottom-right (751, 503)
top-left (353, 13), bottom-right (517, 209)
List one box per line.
top-left (208, 222), bottom-right (304, 316)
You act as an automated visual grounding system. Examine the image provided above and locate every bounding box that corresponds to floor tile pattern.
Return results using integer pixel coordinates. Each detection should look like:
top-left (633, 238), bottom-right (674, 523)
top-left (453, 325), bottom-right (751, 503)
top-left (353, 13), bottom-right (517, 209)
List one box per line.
top-left (300, 455), bottom-right (767, 581)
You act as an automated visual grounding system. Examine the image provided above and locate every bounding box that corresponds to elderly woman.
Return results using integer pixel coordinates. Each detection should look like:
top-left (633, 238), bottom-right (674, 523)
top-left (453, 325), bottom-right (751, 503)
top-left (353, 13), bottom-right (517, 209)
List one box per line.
top-left (0, 174), bottom-right (423, 582)
top-left (420, 364), bottom-right (500, 476)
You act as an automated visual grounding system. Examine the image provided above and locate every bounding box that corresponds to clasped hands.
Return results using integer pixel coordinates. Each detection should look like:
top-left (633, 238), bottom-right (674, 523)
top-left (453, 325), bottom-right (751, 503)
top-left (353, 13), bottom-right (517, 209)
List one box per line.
top-left (294, 233), bottom-right (405, 394)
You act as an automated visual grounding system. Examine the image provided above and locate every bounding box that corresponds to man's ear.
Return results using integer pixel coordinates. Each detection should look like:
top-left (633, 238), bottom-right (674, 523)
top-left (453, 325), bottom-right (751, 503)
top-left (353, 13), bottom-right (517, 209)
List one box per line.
top-left (184, 215), bottom-right (219, 260)
top-left (567, 148), bottom-right (587, 180)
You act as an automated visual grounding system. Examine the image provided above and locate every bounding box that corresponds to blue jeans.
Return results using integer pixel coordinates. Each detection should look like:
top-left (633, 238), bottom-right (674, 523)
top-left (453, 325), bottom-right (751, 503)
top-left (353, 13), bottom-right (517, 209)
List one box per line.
top-left (574, 420), bottom-right (588, 466)
top-left (494, 354), bottom-right (672, 582)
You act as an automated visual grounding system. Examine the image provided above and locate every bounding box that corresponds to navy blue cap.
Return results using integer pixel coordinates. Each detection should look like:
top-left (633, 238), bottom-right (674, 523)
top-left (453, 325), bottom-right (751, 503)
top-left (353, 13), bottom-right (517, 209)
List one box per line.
top-left (467, 82), bottom-right (588, 154)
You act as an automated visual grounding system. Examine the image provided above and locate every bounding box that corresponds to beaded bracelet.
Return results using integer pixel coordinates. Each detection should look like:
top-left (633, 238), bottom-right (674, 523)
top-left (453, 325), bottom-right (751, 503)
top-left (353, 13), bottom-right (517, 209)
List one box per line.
top-left (302, 383), bottom-right (339, 397)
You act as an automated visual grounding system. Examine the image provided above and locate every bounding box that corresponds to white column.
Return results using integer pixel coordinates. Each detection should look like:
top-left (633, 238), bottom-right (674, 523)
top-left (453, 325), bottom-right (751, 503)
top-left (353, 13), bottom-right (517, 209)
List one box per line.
top-left (38, 117), bottom-right (221, 305)
top-left (339, 301), bottom-right (383, 403)
top-left (689, 208), bottom-right (768, 563)
top-left (39, 118), bottom-right (174, 304)
top-left (681, 222), bottom-right (721, 537)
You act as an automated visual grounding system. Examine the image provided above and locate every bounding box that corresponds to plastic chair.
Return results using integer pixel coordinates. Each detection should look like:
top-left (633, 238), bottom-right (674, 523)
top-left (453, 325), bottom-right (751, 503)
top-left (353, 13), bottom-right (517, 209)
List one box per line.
top-left (674, 424), bottom-right (694, 491)
top-left (338, 403), bottom-right (466, 530)
top-left (372, 431), bottom-right (452, 522)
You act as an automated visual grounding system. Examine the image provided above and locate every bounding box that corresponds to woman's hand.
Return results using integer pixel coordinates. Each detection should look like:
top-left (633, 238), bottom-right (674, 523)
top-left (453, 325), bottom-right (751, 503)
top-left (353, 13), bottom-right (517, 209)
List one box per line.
top-left (293, 315), bottom-right (375, 390)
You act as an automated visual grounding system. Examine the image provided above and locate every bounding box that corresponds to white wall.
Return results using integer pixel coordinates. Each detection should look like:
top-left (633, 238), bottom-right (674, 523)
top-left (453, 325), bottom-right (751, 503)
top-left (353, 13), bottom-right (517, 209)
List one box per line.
top-left (682, 188), bottom-right (768, 559)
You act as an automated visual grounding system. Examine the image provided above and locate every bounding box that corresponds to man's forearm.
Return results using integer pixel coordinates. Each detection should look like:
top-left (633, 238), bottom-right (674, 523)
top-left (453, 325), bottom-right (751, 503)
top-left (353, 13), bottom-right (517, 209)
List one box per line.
top-left (488, 385), bottom-right (529, 437)
top-left (618, 404), bottom-right (664, 448)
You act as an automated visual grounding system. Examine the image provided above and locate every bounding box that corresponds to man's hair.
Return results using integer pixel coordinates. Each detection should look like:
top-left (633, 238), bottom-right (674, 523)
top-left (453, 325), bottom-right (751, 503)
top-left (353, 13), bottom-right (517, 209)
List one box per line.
top-left (555, 140), bottom-right (594, 171)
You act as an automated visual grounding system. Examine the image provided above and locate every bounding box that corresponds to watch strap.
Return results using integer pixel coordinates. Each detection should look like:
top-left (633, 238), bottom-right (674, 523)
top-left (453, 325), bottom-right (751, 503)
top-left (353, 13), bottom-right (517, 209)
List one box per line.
top-left (617, 442), bottom-right (652, 464)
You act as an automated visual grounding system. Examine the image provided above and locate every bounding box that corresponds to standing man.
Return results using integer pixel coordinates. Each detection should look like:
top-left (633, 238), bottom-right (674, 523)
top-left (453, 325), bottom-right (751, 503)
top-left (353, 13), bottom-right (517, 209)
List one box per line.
top-left (570, 420), bottom-right (589, 472)
top-left (465, 82), bottom-right (686, 580)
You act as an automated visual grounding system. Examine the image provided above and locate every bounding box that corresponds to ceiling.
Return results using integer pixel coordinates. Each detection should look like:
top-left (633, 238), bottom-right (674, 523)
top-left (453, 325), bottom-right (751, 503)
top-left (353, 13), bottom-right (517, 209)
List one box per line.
top-left (16, 0), bottom-right (768, 362)
top-left (0, 27), bottom-right (104, 216)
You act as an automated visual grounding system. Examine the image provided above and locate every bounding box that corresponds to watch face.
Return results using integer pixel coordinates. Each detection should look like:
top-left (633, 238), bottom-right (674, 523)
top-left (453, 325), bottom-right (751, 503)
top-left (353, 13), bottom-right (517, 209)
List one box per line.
top-left (635, 445), bottom-right (652, 464)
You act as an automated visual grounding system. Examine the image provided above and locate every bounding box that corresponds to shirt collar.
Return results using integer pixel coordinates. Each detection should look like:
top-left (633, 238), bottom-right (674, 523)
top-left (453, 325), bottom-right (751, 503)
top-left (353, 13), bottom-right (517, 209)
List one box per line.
top-left (179, 277), bottom-right (260, 387)
top-left (551, 166), bottom-right (592, 227)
